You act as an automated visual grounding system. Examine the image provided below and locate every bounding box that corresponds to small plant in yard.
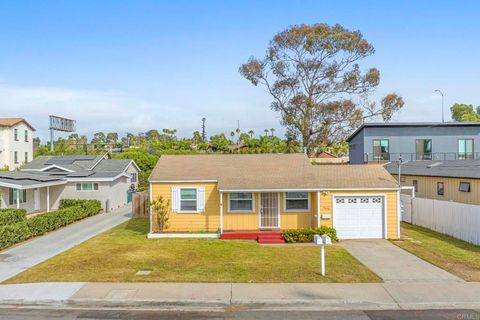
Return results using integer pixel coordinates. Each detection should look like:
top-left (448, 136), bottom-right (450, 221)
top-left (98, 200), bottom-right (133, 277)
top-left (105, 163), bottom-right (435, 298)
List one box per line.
top-left (151, 196), bottom-right (170, 232)
top-left (283, 227), bottom-right (338, 243)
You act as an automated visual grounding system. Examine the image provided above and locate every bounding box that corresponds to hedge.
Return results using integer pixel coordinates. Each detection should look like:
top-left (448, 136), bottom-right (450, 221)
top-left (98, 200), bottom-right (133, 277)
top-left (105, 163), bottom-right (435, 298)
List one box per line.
top-left (283, 226), bottom-right (338, 243)
top-left (0, 209), bottom-right (26, 226)
top-left (0, 199), bottom-right (102, 250)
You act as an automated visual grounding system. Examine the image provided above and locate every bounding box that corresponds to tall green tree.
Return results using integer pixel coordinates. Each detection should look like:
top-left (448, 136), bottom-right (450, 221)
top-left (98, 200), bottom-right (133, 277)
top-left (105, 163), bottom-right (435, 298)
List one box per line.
top-left (240, 23), bottom-right (404, 150)
top-left (451, 103), bottom-right (480, 122)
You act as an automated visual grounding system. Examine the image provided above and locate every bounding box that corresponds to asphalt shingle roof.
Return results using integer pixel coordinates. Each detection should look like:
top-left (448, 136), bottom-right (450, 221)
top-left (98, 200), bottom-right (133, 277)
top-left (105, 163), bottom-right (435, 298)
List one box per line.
top-left (150, 154), bottom-right (398, 190)
top-left (385, 160), bottom-right (480, 179)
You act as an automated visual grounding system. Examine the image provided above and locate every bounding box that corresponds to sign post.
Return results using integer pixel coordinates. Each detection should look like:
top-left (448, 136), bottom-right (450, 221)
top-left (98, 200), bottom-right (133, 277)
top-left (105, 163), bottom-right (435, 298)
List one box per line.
top-left (314, 234), bottom-right (332, 276)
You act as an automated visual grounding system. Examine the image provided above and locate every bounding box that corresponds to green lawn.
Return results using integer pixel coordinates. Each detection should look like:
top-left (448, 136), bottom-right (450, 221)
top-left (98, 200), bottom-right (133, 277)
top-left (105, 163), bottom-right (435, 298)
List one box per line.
top-left (392, 222), bottom-right (480, 281)
top-left (5, 219), bottom-right (380, 283)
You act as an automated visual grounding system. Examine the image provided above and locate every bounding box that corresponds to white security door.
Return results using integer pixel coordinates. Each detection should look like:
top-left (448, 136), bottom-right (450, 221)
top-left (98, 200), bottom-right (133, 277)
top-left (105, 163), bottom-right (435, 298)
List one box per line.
top-left (333, 196), bottom-right (384, 239)
top-left (260, 192), bottom-right (279, 228)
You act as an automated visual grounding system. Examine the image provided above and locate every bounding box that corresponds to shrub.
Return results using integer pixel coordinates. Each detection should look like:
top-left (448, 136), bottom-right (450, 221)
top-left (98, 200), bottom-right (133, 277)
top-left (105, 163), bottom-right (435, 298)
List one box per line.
top-left (0, 222), bottom-right (32, 250)
top-left (0, 199), bottom-right (103, 249)
top-left (0, 209), bottom-right (27, 226)
top-left (283, 226), bottom-right (338, 243)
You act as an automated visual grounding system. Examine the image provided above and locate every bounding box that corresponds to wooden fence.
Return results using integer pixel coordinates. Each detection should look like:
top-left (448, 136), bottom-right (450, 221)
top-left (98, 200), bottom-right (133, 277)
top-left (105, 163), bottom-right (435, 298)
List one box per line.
top-left (132, 191), bottom-right (150, 218)
top-left (401, 196), bottom-right (480, 245)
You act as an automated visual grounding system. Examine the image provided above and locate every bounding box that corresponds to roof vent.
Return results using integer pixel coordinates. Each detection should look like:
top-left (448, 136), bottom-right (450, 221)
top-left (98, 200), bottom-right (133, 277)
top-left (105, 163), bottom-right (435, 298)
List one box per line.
top-left (427, 162), bottom-right (443, 168)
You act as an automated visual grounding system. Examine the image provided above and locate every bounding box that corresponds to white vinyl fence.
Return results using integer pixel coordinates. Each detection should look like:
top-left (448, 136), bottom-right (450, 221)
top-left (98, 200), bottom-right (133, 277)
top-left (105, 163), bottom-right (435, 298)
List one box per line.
top-left (401, 196), bottom-right (480, 246)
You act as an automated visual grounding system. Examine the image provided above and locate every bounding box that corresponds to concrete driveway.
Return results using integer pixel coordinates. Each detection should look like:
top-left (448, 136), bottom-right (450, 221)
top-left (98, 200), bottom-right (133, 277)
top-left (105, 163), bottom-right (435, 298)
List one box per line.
top-left (0, 205), bottom-right (131, 282)
top-left (339, 240), bottom-right (463, 283)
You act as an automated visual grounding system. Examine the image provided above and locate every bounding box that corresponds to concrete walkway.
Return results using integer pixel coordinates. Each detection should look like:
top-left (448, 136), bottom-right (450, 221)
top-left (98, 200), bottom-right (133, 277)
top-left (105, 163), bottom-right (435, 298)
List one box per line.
top-left (339, 240), bottom-right (463, 283)
top-left (0, 205), bottom-right (131, 282)
top-left (0, 281), bottom-right (480, 311)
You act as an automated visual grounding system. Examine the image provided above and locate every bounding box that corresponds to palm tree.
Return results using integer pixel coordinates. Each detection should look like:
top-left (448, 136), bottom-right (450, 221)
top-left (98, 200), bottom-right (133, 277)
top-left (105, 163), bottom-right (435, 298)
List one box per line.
top-left (248, 130), bottom-right (254, 138)
top-left (264, 129), bottom-right (269, 136)
top-left (270, 128), bottom-right (275, 137)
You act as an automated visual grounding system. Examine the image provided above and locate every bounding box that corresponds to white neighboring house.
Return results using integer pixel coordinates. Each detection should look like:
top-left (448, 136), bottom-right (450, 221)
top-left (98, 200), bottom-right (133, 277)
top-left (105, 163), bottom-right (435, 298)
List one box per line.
top-left (0, 153), bottom-right (140, 213)
top-left (0, 118), bottom-right (35, 170)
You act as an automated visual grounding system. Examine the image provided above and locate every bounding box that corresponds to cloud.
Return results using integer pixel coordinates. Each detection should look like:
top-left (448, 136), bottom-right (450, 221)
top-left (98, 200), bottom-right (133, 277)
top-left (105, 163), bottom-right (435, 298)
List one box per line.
top-left (0, 84), bottom-right (284, 142)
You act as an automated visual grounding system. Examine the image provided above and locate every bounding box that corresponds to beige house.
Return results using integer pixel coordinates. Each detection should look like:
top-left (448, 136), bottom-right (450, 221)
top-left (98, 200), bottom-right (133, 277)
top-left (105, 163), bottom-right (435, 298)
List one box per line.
top-left (386, 160), bottom-right (480, 205)
top-left (149, 154), bottom-right (401, 240)
top-left (0, 118), bottom-right (35, 170)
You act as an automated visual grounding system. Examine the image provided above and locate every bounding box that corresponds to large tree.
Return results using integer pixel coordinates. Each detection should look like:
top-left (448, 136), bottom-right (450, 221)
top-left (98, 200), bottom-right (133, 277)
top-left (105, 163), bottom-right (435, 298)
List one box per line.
top-left (451, 103), bottom-right (480, 122)
top-left (240, 23), bottom-right (404, 150)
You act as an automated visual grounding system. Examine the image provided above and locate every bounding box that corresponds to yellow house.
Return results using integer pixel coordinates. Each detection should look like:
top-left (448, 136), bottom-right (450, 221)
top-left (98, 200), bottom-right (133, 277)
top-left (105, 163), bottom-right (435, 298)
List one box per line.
top-left (149, 154), bottom-right (400, 241)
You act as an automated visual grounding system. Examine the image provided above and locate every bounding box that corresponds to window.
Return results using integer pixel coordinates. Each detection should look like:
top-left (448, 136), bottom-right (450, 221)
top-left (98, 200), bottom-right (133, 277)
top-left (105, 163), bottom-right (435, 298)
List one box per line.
top-left (437, 182), bottom-right (444, 196)
top-left (180, 188), bottom-right (197, 212)
top-left (24, 152), bottom-right (28, 164)
top-left (14, 151), bottom-right (18, 164)
top-left (372, 139), bottom-right (389, 160)
top-left (24, 130), bottom-right (28, 142)
top-left (412, 180), bottom-right (418, 193)
top-left (131, 173), bottom-right (137, 183)
top-left (9, 189), bottom-right (27, 205)
top-left (458, 139), bottom-right (474, 160)
top-left (459, 182), bottom-right (471, 193)
top-left (285, 192), bottom-right (309, 211)
top-left (400, 176), bottom-right (406, 183)
top-left (229, 193), bottom-right (254, 212)
top-left (14, 128), bottom-right (18, 141)
top-left (76, 183), bottom-right (99, 191)
top-left (415, 139), bottom-right (432, 160)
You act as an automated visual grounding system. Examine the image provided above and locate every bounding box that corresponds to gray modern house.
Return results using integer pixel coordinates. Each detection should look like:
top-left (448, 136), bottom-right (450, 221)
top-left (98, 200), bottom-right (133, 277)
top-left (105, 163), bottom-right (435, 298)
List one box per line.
top-left (347, 122), bottom-right (480, 164)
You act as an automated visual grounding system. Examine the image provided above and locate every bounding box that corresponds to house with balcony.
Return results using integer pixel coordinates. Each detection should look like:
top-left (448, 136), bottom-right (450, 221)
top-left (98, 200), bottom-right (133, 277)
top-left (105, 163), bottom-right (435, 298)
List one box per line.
top-left (347, 122), bottom-right (480, 164)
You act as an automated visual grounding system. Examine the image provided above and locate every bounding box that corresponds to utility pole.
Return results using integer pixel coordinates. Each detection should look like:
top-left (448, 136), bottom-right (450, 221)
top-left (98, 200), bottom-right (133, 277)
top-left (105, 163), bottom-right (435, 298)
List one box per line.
top-left (201, 118), bottom-right (206, 142)
top-left (434, 90), bottom-right (445, 123)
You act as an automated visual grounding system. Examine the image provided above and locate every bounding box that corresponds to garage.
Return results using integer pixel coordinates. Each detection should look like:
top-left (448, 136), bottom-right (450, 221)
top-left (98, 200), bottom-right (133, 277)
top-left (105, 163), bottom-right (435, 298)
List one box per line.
top-left (332, 196), bottom-right (385, 239)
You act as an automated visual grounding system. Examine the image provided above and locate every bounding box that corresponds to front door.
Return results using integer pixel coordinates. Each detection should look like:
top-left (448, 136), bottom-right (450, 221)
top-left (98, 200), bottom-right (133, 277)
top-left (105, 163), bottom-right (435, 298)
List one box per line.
top-left (259, 192), bottom-right (279, 228)
top-left (34, 188), bottom-right (40, 211)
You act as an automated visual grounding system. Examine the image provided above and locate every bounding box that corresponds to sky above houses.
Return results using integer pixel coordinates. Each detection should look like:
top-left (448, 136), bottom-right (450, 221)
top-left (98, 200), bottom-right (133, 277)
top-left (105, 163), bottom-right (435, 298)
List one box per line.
top-left (0, 0), bottom-right (479, 141)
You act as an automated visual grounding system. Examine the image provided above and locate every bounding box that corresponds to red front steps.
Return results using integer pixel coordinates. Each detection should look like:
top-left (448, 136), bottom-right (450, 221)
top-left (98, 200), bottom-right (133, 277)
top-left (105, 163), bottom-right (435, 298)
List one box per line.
top-left (220, 231), bottom-right (285, 244)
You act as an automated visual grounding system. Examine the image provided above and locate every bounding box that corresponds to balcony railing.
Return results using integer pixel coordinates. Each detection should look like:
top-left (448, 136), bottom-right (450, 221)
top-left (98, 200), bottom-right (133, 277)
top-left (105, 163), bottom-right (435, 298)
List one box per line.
top-left (364, 152), bottom-right (480, 163)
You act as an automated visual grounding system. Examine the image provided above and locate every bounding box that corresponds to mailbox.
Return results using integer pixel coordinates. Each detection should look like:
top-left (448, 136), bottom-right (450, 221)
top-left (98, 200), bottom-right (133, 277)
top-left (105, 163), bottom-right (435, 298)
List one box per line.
top-left (314, 234), bottom-right (323, 245)
top-left (321, 234), bottom-right (332, 245)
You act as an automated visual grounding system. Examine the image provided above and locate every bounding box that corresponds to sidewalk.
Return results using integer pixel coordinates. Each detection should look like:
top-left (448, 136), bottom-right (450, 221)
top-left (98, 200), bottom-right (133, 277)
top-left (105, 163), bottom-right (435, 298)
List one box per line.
top-left (1, 281), bottom-right (479, 311)
top-left (0, 205), bottom-right (131, 282)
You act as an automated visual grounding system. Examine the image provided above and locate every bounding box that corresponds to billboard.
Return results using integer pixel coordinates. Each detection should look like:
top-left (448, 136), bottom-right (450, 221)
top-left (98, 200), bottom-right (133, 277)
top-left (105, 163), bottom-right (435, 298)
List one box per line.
top-left (49, 115), bottom-right (76, 132)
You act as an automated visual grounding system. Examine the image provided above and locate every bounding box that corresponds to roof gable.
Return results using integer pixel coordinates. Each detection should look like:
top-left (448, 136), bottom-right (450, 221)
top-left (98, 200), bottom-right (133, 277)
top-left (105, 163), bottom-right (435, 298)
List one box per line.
top-left (0, 118), bottom-right (36, 131)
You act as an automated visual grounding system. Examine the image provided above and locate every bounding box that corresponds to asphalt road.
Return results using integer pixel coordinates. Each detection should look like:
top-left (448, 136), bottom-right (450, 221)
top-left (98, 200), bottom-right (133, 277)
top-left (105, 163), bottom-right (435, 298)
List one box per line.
top-left (0, 308), bottom-right (479, 320)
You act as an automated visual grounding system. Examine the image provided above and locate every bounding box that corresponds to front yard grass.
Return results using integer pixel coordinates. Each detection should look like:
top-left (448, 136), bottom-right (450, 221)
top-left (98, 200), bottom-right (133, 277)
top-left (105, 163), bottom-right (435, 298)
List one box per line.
top-left (5, 218), bottom-right (380, 283)
top-left (392, 222), bottom-right (480, 281)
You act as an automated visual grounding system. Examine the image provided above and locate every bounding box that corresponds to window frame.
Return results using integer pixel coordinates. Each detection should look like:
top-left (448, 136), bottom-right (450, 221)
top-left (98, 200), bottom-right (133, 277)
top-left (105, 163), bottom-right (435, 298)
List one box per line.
top-left (437, 182), bottom-right (444, 196)
top-left (76, 183), bottom-right (99, 191)
top-left (24, 152), bottom-right (28, 164)
top-left (24, 130), bottom-right (28, 142)
top-left (14, 151), bottom-right (18, 164)
top-left (228, 192), bottom-right (255, 213)
top-left (284, 192), bottom-right (310, 212)
top-left (131, 172), bottom-right (137, 183)
top-left (459, 182), bottom-right (471, 193)
top-left (458, 139), bottom-right (474, 160)
top-left (372, 139), bottom-right (390, 161)
top-left (14, 128), bottom-right (18, 141)
top-left (415, 139), bottom-right (432, 160)
top-left (412, 180), bottom-right (418, 193)
top-left (178, 187), bottom-right (198, 213)
top-left (9, 188), bottom-right (27, 205)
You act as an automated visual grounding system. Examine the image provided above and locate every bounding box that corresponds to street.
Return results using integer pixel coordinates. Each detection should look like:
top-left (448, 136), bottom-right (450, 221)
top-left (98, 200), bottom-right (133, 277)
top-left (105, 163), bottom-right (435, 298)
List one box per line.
top-left (0, 308), bottom-right (479, 320)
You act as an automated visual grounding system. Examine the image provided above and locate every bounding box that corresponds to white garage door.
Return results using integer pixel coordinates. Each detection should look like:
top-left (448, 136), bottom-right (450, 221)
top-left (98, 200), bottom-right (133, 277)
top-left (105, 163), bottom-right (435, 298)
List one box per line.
top-left (333, 196), bottom-right (384, 239)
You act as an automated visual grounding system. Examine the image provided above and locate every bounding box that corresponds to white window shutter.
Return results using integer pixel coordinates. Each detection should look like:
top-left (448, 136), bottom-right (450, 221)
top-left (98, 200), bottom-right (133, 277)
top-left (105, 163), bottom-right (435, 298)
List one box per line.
top-left (197, 187), bottom-right (206, 212)
top-left (171, 187), bottom-right (179, 212)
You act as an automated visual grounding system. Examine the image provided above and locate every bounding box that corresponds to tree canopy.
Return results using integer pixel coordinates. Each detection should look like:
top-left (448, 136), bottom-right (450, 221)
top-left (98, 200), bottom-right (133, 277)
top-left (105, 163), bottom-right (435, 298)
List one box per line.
top-left (451, 103), bottom-right (480, 122)
top-left (240, 23), bottom-right (404, 151)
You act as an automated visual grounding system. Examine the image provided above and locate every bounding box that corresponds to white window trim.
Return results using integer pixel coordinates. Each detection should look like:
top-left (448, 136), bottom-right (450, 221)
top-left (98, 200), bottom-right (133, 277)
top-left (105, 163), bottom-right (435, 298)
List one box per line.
top-left (76, 183), bottom-right (99, 192)
top-left (178, 187), bottom-right (199, 213)
top-left (283, 192), bottom-right (311, 212)
top-left (227, 192), bottom-right (255, 213)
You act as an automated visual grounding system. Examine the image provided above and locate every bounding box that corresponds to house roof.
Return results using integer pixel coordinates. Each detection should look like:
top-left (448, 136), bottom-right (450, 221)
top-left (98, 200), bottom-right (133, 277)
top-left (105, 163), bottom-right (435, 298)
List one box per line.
top-left (0, 171), bottom-right (66, 189)
top-left (0, 118), bottom-right (36, 131)
top-left (149, 153), bottom-right (398, 190)
top-left (20, 154), bottom-right (139, 183)
top-left (385, 160), bottom-right (480, 180)
top-left (346, 121), bottom-right (480, 142)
